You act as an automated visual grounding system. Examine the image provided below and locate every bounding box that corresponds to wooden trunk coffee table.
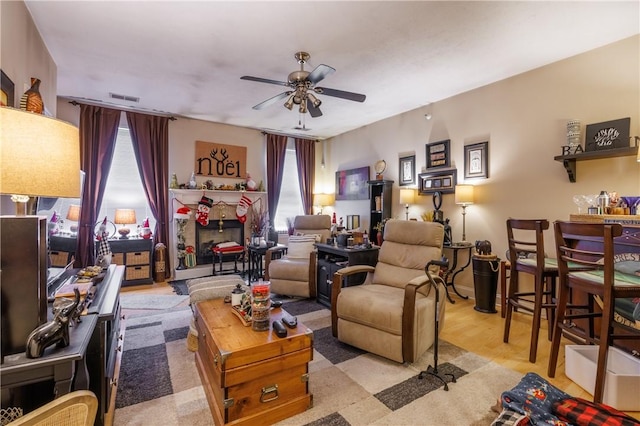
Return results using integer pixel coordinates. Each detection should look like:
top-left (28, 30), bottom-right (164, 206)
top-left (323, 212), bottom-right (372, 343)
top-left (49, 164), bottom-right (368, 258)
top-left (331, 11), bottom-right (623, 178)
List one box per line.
top-left (194, 299), bottom-right (313, 426)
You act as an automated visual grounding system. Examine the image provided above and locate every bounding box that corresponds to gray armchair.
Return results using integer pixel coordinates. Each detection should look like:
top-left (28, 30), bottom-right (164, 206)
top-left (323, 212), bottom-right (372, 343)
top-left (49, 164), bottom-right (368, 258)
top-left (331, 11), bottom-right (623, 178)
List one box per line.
top-left (265, 215), bottom-right (332, 298)
top-left (331, 220), bottom-right (446, 363)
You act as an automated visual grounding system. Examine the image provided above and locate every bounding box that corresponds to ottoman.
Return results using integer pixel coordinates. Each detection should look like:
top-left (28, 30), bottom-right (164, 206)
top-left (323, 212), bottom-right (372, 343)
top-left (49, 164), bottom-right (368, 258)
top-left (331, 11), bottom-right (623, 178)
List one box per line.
top-left (186, 275), bottom-right (248, 351)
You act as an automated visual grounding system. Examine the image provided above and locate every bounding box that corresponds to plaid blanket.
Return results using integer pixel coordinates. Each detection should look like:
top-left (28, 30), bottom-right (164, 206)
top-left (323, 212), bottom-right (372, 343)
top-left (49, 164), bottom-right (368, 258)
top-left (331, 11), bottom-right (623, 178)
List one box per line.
top-left (553, 398), bottom-right (640, 426)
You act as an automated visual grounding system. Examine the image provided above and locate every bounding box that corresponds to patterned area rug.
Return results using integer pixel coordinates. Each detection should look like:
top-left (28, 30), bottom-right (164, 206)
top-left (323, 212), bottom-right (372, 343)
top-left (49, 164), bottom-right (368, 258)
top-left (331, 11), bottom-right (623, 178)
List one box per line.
top-left (167, 279), bottom-right (189, 295)
top-left (113, 299), bottom-right (522, 425)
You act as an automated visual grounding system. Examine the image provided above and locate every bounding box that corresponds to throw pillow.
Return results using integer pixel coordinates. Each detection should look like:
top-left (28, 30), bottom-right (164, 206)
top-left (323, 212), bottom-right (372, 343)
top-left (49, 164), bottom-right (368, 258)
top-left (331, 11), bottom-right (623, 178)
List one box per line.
top-left (287, 235), bottom-right (317, 259)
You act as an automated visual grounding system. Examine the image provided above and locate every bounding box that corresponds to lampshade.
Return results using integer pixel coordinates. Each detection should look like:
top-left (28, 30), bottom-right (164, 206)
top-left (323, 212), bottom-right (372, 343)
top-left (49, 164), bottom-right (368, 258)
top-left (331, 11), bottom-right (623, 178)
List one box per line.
top-left (114, 209), bottom-right (137, 225)
top-left (0, 107), bottom-right (81, 213)
top-left (399, 188), bottom-right (416, 205)
top-left (66, 204), bottom-right (81, 222)
top-left (314, 193), bottom-right (335, 207)
top-left (455, 185), bottom-right (475, 206)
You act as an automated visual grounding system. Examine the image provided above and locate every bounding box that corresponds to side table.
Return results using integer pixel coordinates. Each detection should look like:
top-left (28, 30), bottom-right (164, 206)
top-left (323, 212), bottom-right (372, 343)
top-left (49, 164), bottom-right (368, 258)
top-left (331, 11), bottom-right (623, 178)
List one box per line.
top-left (247, 244), bottom-right (286, 283)
top-left (315, 243), bottom-right (379, 308)
top-left (442, 242), bottom-right (473, 303)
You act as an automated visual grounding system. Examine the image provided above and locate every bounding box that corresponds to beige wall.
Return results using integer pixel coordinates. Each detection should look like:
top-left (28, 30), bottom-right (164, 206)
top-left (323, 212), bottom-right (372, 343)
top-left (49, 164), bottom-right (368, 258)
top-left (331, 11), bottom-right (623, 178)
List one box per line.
top-left (0, 1), bottom-right (56, 113)
top-left (0, 0), bottom-right (58, 214)
top-left (323, 35), bottom-right (639, 295)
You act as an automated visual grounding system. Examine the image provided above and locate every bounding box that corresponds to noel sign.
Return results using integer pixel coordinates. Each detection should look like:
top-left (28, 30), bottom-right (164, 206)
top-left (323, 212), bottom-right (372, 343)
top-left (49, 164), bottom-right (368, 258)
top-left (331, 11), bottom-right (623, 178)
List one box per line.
top-left (195, 141), bottom-right (247, 178)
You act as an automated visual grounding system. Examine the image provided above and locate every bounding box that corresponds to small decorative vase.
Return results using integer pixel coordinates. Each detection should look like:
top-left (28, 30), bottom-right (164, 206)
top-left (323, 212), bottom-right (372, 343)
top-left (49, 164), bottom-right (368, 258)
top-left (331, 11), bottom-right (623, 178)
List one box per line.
top-left (20, 78), bottom-right (44, 114)
top-left (376, 231), bottom-right (383, 246)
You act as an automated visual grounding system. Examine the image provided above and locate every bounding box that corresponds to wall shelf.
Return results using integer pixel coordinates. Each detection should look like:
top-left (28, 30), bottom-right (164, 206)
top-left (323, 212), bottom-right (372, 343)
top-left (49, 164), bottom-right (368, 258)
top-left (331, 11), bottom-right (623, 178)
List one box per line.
top-left (553, 146), bottom-right (638, 182)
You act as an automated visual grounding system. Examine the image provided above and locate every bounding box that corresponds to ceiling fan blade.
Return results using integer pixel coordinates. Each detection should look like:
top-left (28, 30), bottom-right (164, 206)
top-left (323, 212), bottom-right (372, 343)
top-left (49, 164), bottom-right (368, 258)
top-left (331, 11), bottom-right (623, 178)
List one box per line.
top-left (307, 64), bottom-right (335, 85)
top-left (241, 76), bottom-right (290, 87)
top-left (307, 99), bottom-right (323, 118)
top-left (315, 87), bottom-right (366, 102)
top-left (252, 92), bottom-right (292, 110)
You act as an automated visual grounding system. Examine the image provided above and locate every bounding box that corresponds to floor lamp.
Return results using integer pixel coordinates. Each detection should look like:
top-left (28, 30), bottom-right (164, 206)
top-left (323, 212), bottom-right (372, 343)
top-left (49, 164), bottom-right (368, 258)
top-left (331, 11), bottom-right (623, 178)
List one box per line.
top-left (454, 184), bottom-right (474, 243)
top-left (399, 188), bottom-right (416, 220)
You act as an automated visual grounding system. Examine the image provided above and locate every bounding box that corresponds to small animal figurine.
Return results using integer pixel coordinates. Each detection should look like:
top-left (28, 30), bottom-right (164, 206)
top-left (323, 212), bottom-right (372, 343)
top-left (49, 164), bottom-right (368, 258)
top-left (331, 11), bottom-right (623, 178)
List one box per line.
top-left (475, 240), bottom-right (492, 256)
top-left (25, 288), bottom-right (81, 358)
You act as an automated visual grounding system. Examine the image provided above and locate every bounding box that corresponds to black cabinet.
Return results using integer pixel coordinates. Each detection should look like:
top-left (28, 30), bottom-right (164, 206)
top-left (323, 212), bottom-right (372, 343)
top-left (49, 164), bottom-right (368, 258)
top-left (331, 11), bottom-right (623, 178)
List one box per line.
top-left (368, 180), bottom-right (394, 238)
top-left (315, 243), bottom-right (379, 308)
top-left (0, 264), bottom-right (124, 425)
top-left (102, 238), bottom-right (153, 286)
top-left (86, 265), bottom-right (124, 426)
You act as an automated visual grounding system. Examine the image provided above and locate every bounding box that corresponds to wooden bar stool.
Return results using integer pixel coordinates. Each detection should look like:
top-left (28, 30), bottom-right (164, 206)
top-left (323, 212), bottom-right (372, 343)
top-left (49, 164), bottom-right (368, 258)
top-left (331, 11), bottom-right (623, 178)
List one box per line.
top-left (503, 219), bottom-right (559, 363)
top-left (548, 221), bottom-right (640, 404)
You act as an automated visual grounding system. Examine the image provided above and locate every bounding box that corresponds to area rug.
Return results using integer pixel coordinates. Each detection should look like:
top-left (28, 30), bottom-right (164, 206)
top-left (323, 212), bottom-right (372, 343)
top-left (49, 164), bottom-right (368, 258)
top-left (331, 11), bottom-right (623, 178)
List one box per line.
top-left (119, 293), bottom-right (188, 310)
top-left (168, 279), bottom-right (189, 295)
top-left (113, 301), bottom-right (523, 425)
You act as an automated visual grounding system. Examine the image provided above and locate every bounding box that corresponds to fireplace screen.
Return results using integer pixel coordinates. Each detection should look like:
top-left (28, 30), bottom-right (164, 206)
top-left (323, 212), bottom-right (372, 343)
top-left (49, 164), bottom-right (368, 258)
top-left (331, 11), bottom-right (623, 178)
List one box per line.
top-left (195, 220), bottom-right (244, 265)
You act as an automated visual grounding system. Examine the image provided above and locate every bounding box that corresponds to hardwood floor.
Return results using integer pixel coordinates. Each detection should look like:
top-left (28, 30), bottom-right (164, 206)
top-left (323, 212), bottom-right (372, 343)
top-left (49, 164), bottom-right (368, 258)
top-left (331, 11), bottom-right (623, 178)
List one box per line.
top-left (122, 280), bottom-right (640, 419)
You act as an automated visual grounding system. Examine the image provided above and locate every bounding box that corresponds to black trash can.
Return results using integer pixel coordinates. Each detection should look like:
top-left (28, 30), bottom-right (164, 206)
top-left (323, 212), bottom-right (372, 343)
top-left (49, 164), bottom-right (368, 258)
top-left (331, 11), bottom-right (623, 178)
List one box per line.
top-left (472, 254), bottom-right (500, 313)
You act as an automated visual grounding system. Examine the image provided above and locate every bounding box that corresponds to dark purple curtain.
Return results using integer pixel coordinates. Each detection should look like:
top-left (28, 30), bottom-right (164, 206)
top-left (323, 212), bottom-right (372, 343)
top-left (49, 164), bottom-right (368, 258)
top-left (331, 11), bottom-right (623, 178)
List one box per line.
top-left (294, 138), bottom-right (315, 215)
top-left (265, 133), bottom-right (288, 227)
top-left (126, 112), bottom-right (171, 279)
top-left (76, 104), bottom-right (121, 267)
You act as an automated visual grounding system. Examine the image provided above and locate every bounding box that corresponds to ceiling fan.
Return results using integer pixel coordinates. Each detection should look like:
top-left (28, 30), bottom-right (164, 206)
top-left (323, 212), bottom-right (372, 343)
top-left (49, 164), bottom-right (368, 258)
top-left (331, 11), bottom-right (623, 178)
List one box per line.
top-left (241, 52), bottom-right (366, 118)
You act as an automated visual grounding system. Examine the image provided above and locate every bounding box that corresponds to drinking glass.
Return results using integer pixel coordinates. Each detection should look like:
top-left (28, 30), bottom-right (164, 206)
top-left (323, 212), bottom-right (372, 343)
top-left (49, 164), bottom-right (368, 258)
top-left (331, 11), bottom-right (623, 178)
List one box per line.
top-left (572, 195), bottom-right (587, 213)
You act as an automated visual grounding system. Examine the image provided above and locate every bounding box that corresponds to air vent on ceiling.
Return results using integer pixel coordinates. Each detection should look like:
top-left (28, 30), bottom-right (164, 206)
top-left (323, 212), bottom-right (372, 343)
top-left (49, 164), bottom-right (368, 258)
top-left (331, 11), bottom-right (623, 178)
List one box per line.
top-left (109, 92), bottom-right (139, 103)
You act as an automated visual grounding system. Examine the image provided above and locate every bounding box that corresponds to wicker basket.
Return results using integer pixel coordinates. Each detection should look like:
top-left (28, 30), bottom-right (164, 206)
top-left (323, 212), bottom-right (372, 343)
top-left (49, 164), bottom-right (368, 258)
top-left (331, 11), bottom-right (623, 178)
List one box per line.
top-left (126, 251), bottom-right (150, 265)
top-left (111, 253), bottom-right (124, 265)
top-left (125, 265), bottom-right (150, 281)
top-left (49, 251), bottom-right (69, 267)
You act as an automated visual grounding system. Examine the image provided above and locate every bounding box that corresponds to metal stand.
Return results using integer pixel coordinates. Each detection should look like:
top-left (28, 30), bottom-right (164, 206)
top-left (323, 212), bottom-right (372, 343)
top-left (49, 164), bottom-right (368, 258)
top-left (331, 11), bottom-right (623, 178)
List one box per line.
top-left (418, 257), bottom-right (456, 391)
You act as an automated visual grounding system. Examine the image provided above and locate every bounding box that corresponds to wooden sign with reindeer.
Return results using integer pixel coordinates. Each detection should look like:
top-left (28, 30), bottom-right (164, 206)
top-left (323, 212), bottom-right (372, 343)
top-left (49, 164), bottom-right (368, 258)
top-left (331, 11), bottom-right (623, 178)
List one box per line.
top-left (195, 141), bottom-right (247, 178)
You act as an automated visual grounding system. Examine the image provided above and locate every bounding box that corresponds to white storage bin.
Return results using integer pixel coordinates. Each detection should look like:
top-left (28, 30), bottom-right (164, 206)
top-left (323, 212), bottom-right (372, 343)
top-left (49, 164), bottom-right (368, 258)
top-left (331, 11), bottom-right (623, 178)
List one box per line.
top-left (565, 345), bottom-right (640, 411)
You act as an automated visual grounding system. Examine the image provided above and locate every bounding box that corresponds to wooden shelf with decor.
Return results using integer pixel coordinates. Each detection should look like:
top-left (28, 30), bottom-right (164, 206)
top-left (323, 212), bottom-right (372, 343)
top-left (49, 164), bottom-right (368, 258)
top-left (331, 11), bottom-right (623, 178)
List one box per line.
top-left (553, 146), bottom-right (638, 182)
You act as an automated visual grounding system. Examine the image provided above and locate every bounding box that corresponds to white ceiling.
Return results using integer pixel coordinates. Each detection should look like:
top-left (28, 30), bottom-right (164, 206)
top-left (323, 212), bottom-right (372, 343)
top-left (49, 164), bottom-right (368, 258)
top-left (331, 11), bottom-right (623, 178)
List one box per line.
top-left (25, 1), bottom-right (639, 139)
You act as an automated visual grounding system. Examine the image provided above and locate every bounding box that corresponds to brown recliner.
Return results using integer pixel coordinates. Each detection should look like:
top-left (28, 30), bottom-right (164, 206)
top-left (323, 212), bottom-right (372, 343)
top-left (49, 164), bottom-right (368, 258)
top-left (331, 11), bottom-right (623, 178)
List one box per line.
top-left (331, 219), bottom-right (446, 363)
top-left (265, 215), bottom-right (332, 298)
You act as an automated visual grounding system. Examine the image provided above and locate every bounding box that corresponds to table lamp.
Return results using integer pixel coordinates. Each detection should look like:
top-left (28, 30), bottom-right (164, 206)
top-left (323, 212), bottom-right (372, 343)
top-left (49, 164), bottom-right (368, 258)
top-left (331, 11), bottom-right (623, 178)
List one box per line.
top-left (66, 204), bottom-right (81, 236)
top-left (0, 107), bottom-right (81, 359)
top-left (114, 208), bottom-right (137, 239)
top-left (454, 184), bottom-right (474, 242)
top-left (0, 107), bottom-right (81, 214)
top-left (399, 188), bottom-right (416, 220)
top-left (313, 193), bottom-right (335, 215)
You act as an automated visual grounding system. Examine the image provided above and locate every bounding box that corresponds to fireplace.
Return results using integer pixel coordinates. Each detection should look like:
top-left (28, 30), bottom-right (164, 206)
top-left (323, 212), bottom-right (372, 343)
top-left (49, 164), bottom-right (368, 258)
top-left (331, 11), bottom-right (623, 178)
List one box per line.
top-left (195, 219), bottom-right (244, 265)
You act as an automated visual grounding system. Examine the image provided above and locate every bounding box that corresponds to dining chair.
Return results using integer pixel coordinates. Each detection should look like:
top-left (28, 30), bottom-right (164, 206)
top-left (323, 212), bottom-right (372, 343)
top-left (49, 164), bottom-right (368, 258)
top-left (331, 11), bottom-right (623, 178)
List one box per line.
top-left (548, 220), bottom-right (640, 404)
top-left (503, 218), bottom-right (560, 363)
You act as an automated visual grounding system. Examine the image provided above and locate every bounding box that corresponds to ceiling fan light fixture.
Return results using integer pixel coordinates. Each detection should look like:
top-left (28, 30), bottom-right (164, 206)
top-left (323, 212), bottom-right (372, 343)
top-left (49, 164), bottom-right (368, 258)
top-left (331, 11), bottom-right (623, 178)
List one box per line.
top-left (284, 94), bottom-right (295, 110)
top-left (307, 93), bottom-right (321, 108)
top-left (299, 101), bottom-right (308, 114)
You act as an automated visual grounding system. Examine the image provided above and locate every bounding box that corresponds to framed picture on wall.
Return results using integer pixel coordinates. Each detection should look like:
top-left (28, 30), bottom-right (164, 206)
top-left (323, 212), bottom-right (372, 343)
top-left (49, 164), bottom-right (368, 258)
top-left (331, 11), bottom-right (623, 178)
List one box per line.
top-left (398, 155), bottom-right (415, 186)
top-left (425, 139), bottom-right (450, 169)
top-left (1, 70), bottom-right (14, 107)
top-left (335, 166), bottom-right (370, 200)
top-left (464, 141), bottom-right (489, 179)
top-left (418, 168), bottom-right (457, 195)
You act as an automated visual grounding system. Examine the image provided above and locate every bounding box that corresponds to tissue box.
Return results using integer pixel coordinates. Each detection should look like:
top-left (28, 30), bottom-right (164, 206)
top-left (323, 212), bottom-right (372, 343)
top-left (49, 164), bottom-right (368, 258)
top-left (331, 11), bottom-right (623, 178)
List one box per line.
top-left (565, 345), bottom-right (640, 411)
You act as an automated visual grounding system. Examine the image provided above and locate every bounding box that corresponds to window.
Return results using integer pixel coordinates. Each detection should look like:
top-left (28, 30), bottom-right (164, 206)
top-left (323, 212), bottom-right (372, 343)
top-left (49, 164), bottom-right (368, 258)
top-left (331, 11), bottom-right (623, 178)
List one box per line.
top-left (98, 121), bottom-right (155, 236)
top-left (273, 138), bottom-right (304, 231)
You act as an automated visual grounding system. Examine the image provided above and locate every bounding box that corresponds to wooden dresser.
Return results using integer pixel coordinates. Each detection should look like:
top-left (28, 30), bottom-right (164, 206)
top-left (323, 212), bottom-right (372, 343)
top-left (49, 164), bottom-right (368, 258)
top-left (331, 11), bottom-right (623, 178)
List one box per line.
top-left (193, 299), bottom-right (312, 426)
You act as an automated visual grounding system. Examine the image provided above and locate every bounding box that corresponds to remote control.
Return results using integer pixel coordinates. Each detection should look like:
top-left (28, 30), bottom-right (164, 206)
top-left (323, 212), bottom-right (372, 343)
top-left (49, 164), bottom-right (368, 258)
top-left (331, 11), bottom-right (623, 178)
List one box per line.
top-left (282, 316), bottom-right (297, 329)
top-left (272, 320), bottom-right (287, 338)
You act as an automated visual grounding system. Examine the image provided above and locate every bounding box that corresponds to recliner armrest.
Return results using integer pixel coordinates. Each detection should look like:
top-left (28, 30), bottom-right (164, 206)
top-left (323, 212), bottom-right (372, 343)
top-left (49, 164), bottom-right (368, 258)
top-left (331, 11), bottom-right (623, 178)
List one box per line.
top-left (263, 246), bottom-right (288, 280)
top-left (336, 264), bottom-right (374, 276)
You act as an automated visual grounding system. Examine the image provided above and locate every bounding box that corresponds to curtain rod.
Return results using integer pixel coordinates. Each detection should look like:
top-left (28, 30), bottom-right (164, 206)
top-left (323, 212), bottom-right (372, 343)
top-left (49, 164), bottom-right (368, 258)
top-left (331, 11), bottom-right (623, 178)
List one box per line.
top-left (260, 129), bottom-right (323, 141)
top-left (67, 98), bottom-right (177, 121)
